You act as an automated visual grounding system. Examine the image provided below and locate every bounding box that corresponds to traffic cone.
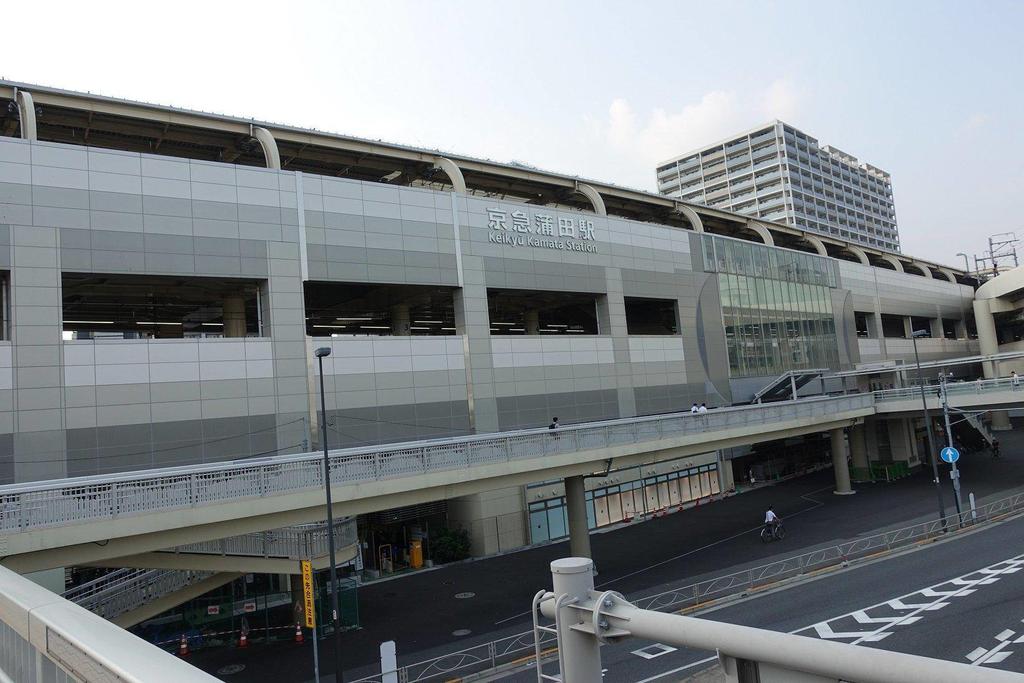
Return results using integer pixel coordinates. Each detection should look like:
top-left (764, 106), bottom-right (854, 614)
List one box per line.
top-left (238, 631), bottom-right (248, 649)
top-left (294, 623), bottom-right (304, 644)
top-left (178, 634), bottom-right (189, 657)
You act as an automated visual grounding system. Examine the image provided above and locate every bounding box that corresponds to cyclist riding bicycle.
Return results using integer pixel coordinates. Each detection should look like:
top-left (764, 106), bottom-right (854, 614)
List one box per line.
top-left (764, 506), bottom-right (781, 535)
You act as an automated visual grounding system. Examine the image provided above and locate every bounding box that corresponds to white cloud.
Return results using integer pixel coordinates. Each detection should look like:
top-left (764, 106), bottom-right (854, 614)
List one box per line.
top-left (965, 112), bottom-right (991, 130)
top-left (581, 81), bottom-right (802, 190)
top-left (761, 79), bottom-right (801, 120)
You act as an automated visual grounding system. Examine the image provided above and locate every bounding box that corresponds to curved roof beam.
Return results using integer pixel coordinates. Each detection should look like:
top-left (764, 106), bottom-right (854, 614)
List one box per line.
top-left (911, 261), bottom-right (934, 278)
top-left (674, 203), bottom-right (704, 233)
top-left (250, 126), bottom-right (280, 170)
top-left (15, 89), bottom-right (37, 140)
top-left (846, 245), bottom-right (870, 265)
top-left (746, 221), bottom-right (775, 246)
top-left (937, 268), bottom-right (958, 283)
top-left (801, 233), bottom-right (829, 257)
top-left (877, 254), bottom-right (904, 272)
top-left (433, 156), bottom-right (467, 194)
top-left (574, 181), bottom-right (606, 216)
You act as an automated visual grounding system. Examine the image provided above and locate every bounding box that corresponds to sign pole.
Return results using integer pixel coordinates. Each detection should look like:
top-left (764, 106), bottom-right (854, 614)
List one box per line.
top-left (939, 373), bottom-right (964, 524)
top-left (301, 560), bottom-right (320, 683)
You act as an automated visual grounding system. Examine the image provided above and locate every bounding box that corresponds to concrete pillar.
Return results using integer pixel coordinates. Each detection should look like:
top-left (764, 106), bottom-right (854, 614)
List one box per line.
top-left (524, 309), bottom-right (540, 335)
top-left (929, 318), bottom-right (944, 339)
top-left (223, 296), bottom-right (246, 337)
top-left (831, 428), bottom-right (853, 495)
top-left (564, 475), bottom-right (592, 559)
top-left (955, 319), bottom-right (968, 339)
top-left (390, 304), bottom-right (411, 336)
top-left (973, 298), bottom-right (1011, 429)
top-left (849, 423), bottom-right (869, 470)
top-left (902, 316), bottom-right (914, 339)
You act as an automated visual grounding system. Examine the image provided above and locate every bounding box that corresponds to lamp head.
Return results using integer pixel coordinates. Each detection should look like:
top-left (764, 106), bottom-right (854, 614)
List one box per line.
top-left (315, 347), bottom-right (332, 358)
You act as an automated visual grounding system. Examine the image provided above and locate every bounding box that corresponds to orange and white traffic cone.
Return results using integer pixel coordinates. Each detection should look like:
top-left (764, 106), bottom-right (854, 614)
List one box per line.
top-left (178, 634), bottom-right (189, 657)
top-left (294, 623), bottom-right (304, 644)
top-left (238, 631), bottom-right (248, 649)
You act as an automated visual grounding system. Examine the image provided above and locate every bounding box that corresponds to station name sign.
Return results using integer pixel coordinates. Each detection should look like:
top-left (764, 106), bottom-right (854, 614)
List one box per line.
top-left (486, 207), bottom-right (598, 254)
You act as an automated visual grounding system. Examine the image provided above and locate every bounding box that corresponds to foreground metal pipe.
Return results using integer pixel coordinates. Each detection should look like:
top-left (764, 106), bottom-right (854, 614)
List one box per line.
top-left (539, 557), bottom-right (1022, 683)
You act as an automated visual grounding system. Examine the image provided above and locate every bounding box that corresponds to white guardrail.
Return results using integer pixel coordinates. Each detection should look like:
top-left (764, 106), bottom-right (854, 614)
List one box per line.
top-left (873, 375), bottom-right (1024, 402)
top-left (0, 564), bottom-right (218, 683)
top-left (0, 395), bottom-right (872, 535)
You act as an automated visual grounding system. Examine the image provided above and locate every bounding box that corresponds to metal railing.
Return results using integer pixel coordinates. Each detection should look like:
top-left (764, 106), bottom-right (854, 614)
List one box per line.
top-left (0, 395), bottom-right (872, 535)
top-left (873, 375), bottom-right (1022, 402)
top-left (64, 568), bottom-right (214, 620)
top-left (169, 516), bottom-right (357, 560)
top-left (346, 489), bottom-right (1024, 683)
top-left (61, 518), bottom-right (357, 621)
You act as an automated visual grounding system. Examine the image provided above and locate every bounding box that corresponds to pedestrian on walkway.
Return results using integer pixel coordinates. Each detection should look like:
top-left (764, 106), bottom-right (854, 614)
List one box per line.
top-left (992, 439), bottom-right (1001, 458)
top-left (690, 403), bottom-right (699, 415)
top-left (1012, 371), bottom-right (1020, 389)
top-left (548, 417), bottom-right (559, 430)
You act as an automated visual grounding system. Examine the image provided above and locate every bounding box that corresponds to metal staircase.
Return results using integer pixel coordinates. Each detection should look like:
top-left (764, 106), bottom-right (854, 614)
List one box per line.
top-left (63, 567), bottom-right (213, 620)
top-left (963, 411), bottom-right (996, 447)
top-left (62, 517), bottom-right (358, 622)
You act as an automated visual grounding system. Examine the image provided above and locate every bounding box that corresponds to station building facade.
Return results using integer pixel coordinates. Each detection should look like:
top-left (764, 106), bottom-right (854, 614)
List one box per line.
top-left (0, 82), bottom-right (979, 559)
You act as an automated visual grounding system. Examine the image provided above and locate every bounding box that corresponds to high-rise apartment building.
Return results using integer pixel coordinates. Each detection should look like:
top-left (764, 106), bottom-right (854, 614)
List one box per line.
top-left (656, 121), bottom-right (899, 251)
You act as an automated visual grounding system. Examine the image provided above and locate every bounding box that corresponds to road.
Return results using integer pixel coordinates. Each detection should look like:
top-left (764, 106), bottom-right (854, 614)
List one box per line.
top-left (189, 426), bottom-right (1024, 681)
top-left (526, 513), bottom-right (1024, 682)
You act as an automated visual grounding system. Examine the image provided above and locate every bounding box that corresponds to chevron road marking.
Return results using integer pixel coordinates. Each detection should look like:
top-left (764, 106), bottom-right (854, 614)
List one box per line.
top-left (966, 620), bottom-right (1024, 667)
top-left (797, 554), bottom-right (1024, 646)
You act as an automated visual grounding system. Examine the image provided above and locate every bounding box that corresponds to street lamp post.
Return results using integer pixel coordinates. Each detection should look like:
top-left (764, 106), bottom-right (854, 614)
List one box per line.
top-left (910, 329), bottom-right (947, 530)
top-left (314, 346), bottom-right (344, 683)
top-left (938, 371), bottom-right (964, 524)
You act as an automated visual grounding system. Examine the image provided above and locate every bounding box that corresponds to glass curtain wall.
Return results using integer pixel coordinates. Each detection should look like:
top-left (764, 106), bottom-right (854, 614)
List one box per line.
top-left (703, 234), bottom-right (840, 377)
top-left (528, 464), bottom-right (720, 544)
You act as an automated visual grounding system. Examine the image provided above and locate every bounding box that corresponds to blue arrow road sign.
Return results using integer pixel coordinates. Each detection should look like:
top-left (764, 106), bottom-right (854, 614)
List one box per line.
top-left (940, 447), bottom-right (960, 464)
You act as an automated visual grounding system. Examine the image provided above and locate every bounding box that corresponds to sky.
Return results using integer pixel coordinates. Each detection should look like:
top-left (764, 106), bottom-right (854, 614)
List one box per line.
top-left (3, 0), bottom-right (1022, 268)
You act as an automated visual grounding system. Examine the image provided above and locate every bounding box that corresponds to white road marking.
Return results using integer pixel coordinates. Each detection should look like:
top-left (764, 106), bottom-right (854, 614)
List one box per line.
top-left (966, 619), bottom-right (1024, 667)
top-left (631, 643), bottom-right (677, 659)
top-left (796, 554), bottom-right (1024, 645)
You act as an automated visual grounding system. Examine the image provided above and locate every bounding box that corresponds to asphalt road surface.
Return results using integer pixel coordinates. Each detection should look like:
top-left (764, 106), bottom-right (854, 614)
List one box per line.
top-left (189, 428), bottom-right (1024, 682)
top-left (517, 512), bottom-right (1024, 682)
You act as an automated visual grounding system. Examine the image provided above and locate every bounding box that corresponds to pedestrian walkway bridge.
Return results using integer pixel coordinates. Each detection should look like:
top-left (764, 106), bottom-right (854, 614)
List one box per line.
top-left (3, 377), bottom-right (1024, 576)
top-left (0, 394), bottom-right (874, 573)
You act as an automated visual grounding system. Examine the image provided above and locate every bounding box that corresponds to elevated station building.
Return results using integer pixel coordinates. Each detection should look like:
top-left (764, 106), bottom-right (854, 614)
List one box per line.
top-left (0, 82), bottom-right (982, 563)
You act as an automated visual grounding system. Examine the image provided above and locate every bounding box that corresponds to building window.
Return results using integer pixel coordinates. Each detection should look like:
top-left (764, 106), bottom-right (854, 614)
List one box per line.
top-left (624, 297), bottom-right (679, 335)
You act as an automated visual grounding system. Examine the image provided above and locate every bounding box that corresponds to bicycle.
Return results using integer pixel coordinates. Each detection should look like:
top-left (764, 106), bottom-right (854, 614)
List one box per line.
top-left (760, 522), bottom-right (785, 543)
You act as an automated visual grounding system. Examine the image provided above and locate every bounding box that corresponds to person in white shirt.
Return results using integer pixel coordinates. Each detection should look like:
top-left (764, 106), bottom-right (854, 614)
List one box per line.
top-left (698, 403), bottom-right (708, 415)
top-left (690, 403), bottom-right (699, 414)
top-left (1012, 371), bottom-right (1020, 389)
top-left (764, 506), bottom-right (780, 533)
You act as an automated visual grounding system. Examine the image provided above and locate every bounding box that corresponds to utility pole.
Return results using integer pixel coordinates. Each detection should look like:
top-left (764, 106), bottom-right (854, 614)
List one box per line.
top-left (911, 330), bottom-right (946, 530)
top-left (938, 372), bottom-right (964, 525)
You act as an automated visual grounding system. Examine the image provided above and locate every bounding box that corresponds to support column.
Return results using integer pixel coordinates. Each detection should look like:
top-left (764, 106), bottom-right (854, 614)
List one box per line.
top-left (850, 423), bottom-right (869, 470)
top-left (930, 318), bottom-right (944, 339)
top-left (902, 316), bottom-right (914, 339)
top-left (390, 304), bottom-right (411, 336)
top-left (564, 475), bottom-right (592, 559)
top-left (223, 296), bottom-right (247, 337)
top-left (524, 309), bottom-right (540, 335)
top-left (831, 428), bottom-right (853, 495)
top-left (973, 298), bottom-right (1011, 429)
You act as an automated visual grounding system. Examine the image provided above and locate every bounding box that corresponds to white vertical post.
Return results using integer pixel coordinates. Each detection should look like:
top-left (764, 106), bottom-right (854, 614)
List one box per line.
top-left (381, 640), bottom-right (398, 683)
top-left (550, 558), bottom-right (602, 683)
